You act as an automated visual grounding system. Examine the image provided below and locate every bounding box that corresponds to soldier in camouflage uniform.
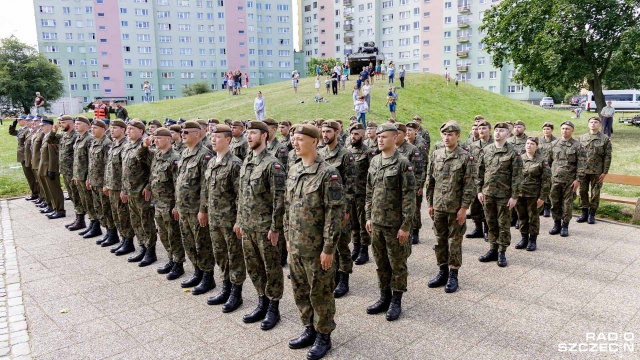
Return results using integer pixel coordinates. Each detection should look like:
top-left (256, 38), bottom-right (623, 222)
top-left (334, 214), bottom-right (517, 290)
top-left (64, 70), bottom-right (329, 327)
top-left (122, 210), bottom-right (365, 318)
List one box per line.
top-left (412, 116), bottom-right (431, 153)
top-left (476, 122), bottom-right (522, 267)
top-left (229, 120), bottom-right (248, 161)
top-left (279, 120), bottom-right (292, 151)
top-left (538, 122), bottom-right (557, 217)
top-left (87, 120), bottom-right (114, 241)
top-left (72, 117), bottom-right (97, 236)
top-left (319, 120), bottom-right (355, 298)
top-left (23, 118), bottom-right (40, 202)
top-left (406, 121), bottom-right (430, 245)
top-left (55, 116), bottom-right (85, 230)
top-left (467, 120), bottom-right (493, 240)
top-left (365, 123), bottom-right (416, 322)
top-left (395, 123), bottom-right (424, 246)
top-left (32, 120), bottom-right (50, 212)
top-left (170, 124), bottom-right (186, 154)
top-left (515, 137), bottom-right (551, 252)
top-left (463, 121), bottom-right (480, 148)
top-left (576, 117), bottom-right (612, 225)
top-left (143, 128), bottom-right (186, 278)
top-left (40, 118), bottom-right (66, 219)
top-left (506, 120), bottom-right (528, 227)
top-left (547, 121), bottom-right (586, 237)
top-left (9, 116), bottom-right (39, 200)
top-left (364, 122), bottom-right (378, 149)
top-left (285, 124), bottom-right (343, 359)
top-left (235, 121), bottom-right (286, 331)
top-left (197, 119), bottom-right (214, 151)
top-left (426, 121), bottom-right (475, 293)
top-left (174, 121), bottom-right (215, 293)
top-left (200, 124), bottom-right (245, 312)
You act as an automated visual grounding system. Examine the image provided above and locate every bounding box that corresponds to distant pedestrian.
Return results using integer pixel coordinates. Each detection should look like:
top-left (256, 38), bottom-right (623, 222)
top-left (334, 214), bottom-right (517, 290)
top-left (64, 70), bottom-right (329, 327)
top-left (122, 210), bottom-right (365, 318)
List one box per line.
top-left (316, 64), bottom-right (321, 76)
top-left (445, 68), bottom-right (451, 85)
top-left (245, 73), bottom-right (250, 88)
top-left (399, 65), bottom-right (406, 89)
top-left (362, 80), bottom-right (371, 109)
top-left (331, 71), bottom-right (339, 95)
top-left (254, 91), bottom-right (265, 121)
top-left (355, 95), bottom-right (368, 127)
top-left (387, 87), bottom-right (398, 120)
top-left (340, 73), bottom-right (347, 90)
top-left (387, 62), bottom-right (395, 84)
top-left (455, 75), bottom-right (459, 88)
top-left (292, 70), bottom-right (299, 94)
top-left (315, 75), bottom-right (321, 96)
top-left (143, 81), bottom-right (151, 102)
top-left (325, 76), bottom-right (331, 95)
top-left (381, 61), bottom-right (387, 80)
top-left (34, 92), bottom-right (46, 115)
top-left (600, 101), bottom-right (615, 138)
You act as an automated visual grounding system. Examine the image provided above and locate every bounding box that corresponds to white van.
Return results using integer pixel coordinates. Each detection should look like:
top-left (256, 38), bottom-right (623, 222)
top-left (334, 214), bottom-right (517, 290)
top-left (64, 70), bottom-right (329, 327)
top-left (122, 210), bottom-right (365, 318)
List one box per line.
top-left (584, 89), bottom-right (640, 111)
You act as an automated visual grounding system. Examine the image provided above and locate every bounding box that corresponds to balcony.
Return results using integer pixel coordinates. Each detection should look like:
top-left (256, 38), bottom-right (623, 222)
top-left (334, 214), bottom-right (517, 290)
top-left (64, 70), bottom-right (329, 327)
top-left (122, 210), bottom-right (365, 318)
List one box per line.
top-left (344, 12), bottom-right (353, 20)
top-left (457, 35), bottom-right (470, 43)
top-left (344, 24), bottom-right (353, 31)
top-left (458, 19), bottom-right (471, 28)
top-left (344, 36), bottom-right (353, 44)
top-left (344, 0), bottom-right (353, 7)
top-left (457, 65), bottom-right (469, 72)
top-left (458, 5), bottom-right (471, 13)
top-left (457, 51), bottom-right (469, 58)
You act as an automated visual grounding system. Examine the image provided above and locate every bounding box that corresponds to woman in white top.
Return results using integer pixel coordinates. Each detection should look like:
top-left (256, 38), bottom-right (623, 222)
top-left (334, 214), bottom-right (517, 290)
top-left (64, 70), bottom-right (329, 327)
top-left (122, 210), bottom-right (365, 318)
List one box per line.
top-left (381, 62), bottom-right (387, 80)
top-left (254, 91), bottom-right (266, 121)
top-left (291, 70), bottom-right (300, 94)
top-left (143, 81), bottom-right (151, 102)
top-left (315, 75), bottom-right (321, 96)
top-left (361, 79), bottom-right (371, 109)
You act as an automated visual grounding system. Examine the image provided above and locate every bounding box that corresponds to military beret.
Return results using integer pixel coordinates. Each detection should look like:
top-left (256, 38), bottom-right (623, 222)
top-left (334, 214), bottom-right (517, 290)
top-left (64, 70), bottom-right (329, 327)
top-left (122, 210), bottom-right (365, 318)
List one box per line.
top-left (263, 118), bottom-right (278, 126)
top-left (184, 120), bottom-right (202, 130)
top-left (322, 120), bottom-right (340, 131)
top-left (588, 116), bottom-right (601, 123)
top-left (164, 118), bottom-right (176, 126)
top-left (412, 115), bottom-right (422, 122)
top-left (561, 120), bottom-right (575, 129)
top-left (76, 116), bottom-right (91, 126)
top-left (386, 118), bottom-right (396, 124)
top-left (335, 119), bottom-right (343, 125)
top-left (505, 121), bottom-right (514, 126)
top-left (140, 120), bottom-right (148, 126)
top-left (95, 97), bottom-right (103, 100)
top-left (112, 119), bottom-right (127, 129)
top-left (196, 119), bottom-right (208, 126)
top-left (223, 119), bottom-right (232, 125)
top-left (231, 120), bottom-right (244, 127)
top-left (396, 123), bottom-right (407, 132)
top-left (60, 115), bottom-right (74, 121)
top-left (92, 119), bottom-right (107, 129)
top-left (542, 122), bottom-right (554, 129)
top-left (527, 136), bottom-right (539, 145)
top-left (406, 121), bottom-right (420, 130)
top-left (473, 115), bottom-right (485, 121)
top-left (149, 119), bottom-right (162, 127)
top-left (367, 121), bottom-right (378, 128)
top-left (349, 123), bottom-right (365, 132)
top-left (294, 124), bottom-right (321, 139)
top-left (208, 118), bottom-right (220, 125)
top-left (440, 120), bottom-right (461, 133)
top-left (212, 124), bottom-right (232, 133)
top-left (513, 120), bottom-right (526, 126)
top-left (129, 119), bottom-right (146, 130)
top-left (494, 122), bottom-right (510, 130)
top-left (154, 128), bottom-right (172, 137)
top-left (246, 121), bottom-right (269, 133)
top-left (41, 118), bottom-right (54, 126)
top-left (477, 120), bottom-right (491, 128)
top-left (169, 124), bottom-right (182, 132)
top-left (279, 120), bottom-right (292, 127)
top-left (315, 119), bottom-right (325, 127)
top-left (376, 123), bottom-right (397, 135)
top-left (19, 115), bottom-right (27, 120)
top-left (114, 99), bottom-right (125, 103)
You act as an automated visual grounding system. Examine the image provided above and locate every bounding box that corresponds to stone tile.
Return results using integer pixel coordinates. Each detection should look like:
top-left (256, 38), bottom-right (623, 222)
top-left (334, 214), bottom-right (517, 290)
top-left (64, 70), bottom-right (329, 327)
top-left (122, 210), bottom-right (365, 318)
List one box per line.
top-left (109, 306), bottom-right (163, 330)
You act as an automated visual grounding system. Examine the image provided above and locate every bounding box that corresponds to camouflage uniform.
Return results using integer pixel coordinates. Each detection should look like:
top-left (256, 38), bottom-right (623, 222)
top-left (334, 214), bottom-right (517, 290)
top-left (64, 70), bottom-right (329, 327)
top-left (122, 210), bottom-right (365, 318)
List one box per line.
top-left (397, 140), bottom-right (424, 245)
top-left (285, 158), bottom-right (343, 334)
top-left (547, 138), bottom-right (586, 224)
top-left (32, 130), bottom-right (48, 206)
top-left (365, 150), bottom-right (416, 292)
top-left (175, 141), bottom-right (214, 271)
top-left (463, 134), bottom-right (479, 148)
top-left (229, 135), bottom-right (248, 161)
top-left (538, 135), bottom-right (557, 206)
top-left (417, 127), bottom-right (431, 153)
top-left (281, 134), bottom-right (292, 152)
top-left (202, 151), bottom-right (245, 285)
top-left (506, 134), bottom-right (527, 154)
top-left (88, 135), bottom-right (113, 229)
top-left (105, 137), bottom-right (135, 239)
top-left (578, 132), bottom-right (612, 210)
top-left (345, 141), bottom-right (372, 247)
top-left (173, 140), bottom-right (186, 155)
top-left (364, 137), bottom-right (377, 150)
top-left (73, 131), bottom-right (95, 220)
top-left (426, 146), bottom-right (474, 268)
top-left (516, 152), bottom-right (551, 235)
top-left (58, 129), bottom-right (81, 214)
top-left (237, 148), bottom-right (285, 301)
top-left (122, 137), bottom-right (156, 248)
top-left (266, 137), bottom-right (289, 261)
top-left (408, 136), bottom-right (429, 234)
top-left (9, 122), bottom-right (39, 197)
top-left (287, 148), bottom-right (300, 171)
top-left (476, 143), bottom-right (523, 251)
top-left (468, 137), bottom-right (493, 224)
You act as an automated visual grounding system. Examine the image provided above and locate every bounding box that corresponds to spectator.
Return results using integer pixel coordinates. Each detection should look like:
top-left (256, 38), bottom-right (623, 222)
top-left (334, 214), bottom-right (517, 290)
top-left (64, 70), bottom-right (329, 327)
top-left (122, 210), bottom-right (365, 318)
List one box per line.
top-left (387, 86), bottom-right (398, 120)
top-left (387, 62), bottom-right (395, 84)
top-left (352, 84), bottom-right (360, 106)
top-left (455, 74), bottom-right (459, 88)
top-left (573, 106), bottom-right (583, 119)
top-left (254, 91), bottom-right (265, 121)
top-left (325, 76), bottom-right (331, 95)
top-left (368, 64), bottom-right (375, 85)
top-left (316, 64), bottom-right (321, 76)
top-left (340, 72), bottom-right (347, 91)
top-left (292, 70), bottom-right (300, 94)
top-left (356, 75), bottom-right (362, 90)
top-left (315, 75), bottom-right (321, 96)
top-left (143, 81), bottom-right (151, 102)
top-left (399, 65), bottom-right (406, 88)
top-left (331, 71), bottom-right (339, 95)
top-left (375, 62), bottom-right (381, 80)
top-left (34, 92), bottom-right (45, 115)
top-left (360, 66), bottom-right (369, 84)
top-left (233, 70), bottom-right (242, 95)
top-left (362, 79), bottom-right (371, 109)
top-left (333, 62), bottom-right (342, 76)
top-left (381, 61), bottom-right (387, 80)
top-left (445, 68), bottom-right (451, 85)
top-left (227, 72), bottom-right (234, 95)
top-left (323, 64), bottom-right (329, 74)
top-left (600, 101), bottom-right (615, 137)
top-left (354, 95), bottom-right (369, 127)
top-left (245, 73), bottom-right (249, 88)
top-left (222, 73), bottom-right (228, 89)
top-left (343, 65), bottom-right (350, 81)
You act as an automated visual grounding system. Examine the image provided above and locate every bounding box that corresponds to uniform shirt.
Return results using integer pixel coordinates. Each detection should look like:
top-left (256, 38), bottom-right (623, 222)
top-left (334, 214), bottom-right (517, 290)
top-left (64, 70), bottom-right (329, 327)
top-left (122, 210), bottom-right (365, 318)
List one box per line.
top-left (364, 137), bottom-right (377, 150)
top-left (31, 131), bottom-right (45, 171)
top-left (57, 130), bottom-right (77, 176)
top-left (267, 137), bottom-right (289, 173)
top-left (547, 137), bottom-right (586, 184)
top-left (229, 135), bottom-right (248, 161)
top-left (8, 123), bottom-right (28, 163)
top-left (538, 135), bottom-right (557, 159)
top-left (45, 132), bottom-right (61, 174)
top-left (114, 106), bottom-right (128, 120)
top-left (281, 134), bottom-right (292, 152)
top-left (319, 144), bottom-right (355, 203)
top-left (72, 131), bottom-right (93, 181)
top-left (24, 130), bottom-right (35, 168)
top-left (409, 136), bottom-right (430, 188)
top-left (345, 142), bottom-right (372, 196)
top-left (172, 140), bottom-right (186, 155)
top-left (201, 151), bottom-right (242, 228)
top-left (506, 133), bottom-right (528, 154)
top-left (284, 157), bottom-right (343, 257)
top-left (147, 147), bottom-right (180, 209)
top-left (519, 152), bottom-right (551, 199)
top-left (237, 148), bottom-right (286, 232)
top-left (365, 150), bottom-right (416, 231)
top-left (476, 142), bottom-right (523, 198)
top-left (121, 137), bottom-right (152, 196)
top-left (397, 140), bottom-right (425, 190)
top-left (105, 137), bottom-right (127, 191)
top-left (38, 132), bottom-right (52, 177)
top-left (579, 132), bottom-right (612, 175)
top-left (287, 148), bottom-right (299, 172)
top-left (417, 127), bottom-right (431, 152)
top-left (174, 141), bottom-right (212, 213)
top-left (426, 146), bottom-right (475, 213)
top-left (88, 135), bottom-right (112, 187)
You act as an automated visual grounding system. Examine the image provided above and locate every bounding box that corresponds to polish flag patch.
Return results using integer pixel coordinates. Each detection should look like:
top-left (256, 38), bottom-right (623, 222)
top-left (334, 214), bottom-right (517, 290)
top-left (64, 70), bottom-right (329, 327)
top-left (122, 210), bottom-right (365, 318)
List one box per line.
top-left (280, 148), bottom-right (287, 153)
top-left (274, 164), bottom-right (282, 169)
top-left (205, 156), bottom-right (211, 160)
top-left (408, 166), bottom-right (413, 172)
top-left (331, 174), bottom-right (339, 180)
top-left (414, 152), bottom-right (420, 157)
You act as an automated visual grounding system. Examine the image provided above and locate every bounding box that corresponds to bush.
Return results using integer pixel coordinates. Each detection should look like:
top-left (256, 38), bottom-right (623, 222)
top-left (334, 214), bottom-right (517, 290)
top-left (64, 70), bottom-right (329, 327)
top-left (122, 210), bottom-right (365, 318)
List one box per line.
top-left (306, 57), bottom-right (342, 77)
top-left (182, 81), bottom-right (212, 97)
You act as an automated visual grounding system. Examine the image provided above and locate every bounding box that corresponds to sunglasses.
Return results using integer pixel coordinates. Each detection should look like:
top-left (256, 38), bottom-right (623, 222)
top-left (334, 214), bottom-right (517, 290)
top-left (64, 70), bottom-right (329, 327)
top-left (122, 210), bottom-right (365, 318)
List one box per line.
top-left (181, 130), bottom-right (197, 135)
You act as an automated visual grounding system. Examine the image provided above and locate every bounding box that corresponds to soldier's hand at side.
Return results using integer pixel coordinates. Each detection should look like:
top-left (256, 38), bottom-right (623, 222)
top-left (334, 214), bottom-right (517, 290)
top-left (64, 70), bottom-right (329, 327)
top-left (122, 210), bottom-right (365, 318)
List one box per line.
top-left (142, 188), bottom-right (152, 202)
top-left (102, 186), bottom-right (108, 196)
top-left (598, 174), bottom-right (606, 184)
top-left (342, 212), bottom-right (350, 227)
top-left (536, 199), bottom-right (544, 208)
top-left (417, 187), bottom-right (423, 197)
top-left (397, 229), bottom-right (409, 244)
top-left (428, 206), bottom-right (434, 219)
top-left (456, 208), bottom-right (467, 226)
top-left (172, 208), bottom-right (179, 221)
top-left (233, 224), bottom-right (243, 239)
top-left (268, 230), bottom-right (279, 246)
top-left (507, 198), bottom-right (517, 211)
top-left (197, 212), bottom-right (208, 227)
top-left (85, 180), bottom-right (91, 190)
top-left (572, 180), bottom-right (580, 192)
top-left (73, 178), bottom-right (77, 185)
top-left (477, 192), bottom-right (485, 204)
top-left (120, 191), bottom-right (128, 204)
top-left (365, 220), bottom-right (372, 235)
top-left (320, 253), bottom-right (333, 270)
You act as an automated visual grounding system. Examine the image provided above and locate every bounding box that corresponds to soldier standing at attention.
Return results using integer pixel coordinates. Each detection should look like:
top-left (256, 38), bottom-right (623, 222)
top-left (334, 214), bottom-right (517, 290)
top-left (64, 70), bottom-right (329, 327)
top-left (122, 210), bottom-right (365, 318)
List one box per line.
top-left (170, 124), bottom-right (186, 154)
top-left (426, 121), bottom-right (474, 293)
top-left (72, 117), bottom-right (98, 236)
top-left (56, 116), bottom-right (83, 229)
top-left (87, 120), bottom-right (114, 241)
top-left (467, 120), bottom-right (492, 241)
top-left (32, 119), bottom-right (50, 213)
top-left (476, 122), bottom-right (522, 267)
top-left (235, 121), bottom-right (286, 331)
top-left (547, 121), bottom-right (585, 237)
top-left (40, 118), bottom-right (66, 219)
top-left (143, 129), bottom-right (186, 279)
top-left (279, 120), bottom-right (292, 151)
top-left (577, 117), bottom-right (612, 225)
top-left (364, 122), bottom-right (378, 149)
top-left (463, 121), bottom-right (480, 148)
top-left (538, 122), bottom-right (557, 217)
top-left (319, 120), bottom-right (355, 298)
top-left (395, 123), bottom-right (424, 245)
top-left (229, 120), bottom-right (248, 161)
top-left (23, 117), bottom-right (40, 203)
top-left (406, 121), bottom-right (430, 245)
top-left (412, 116), bottom-right (431, 153)
top-left (506, 120), bottom-right (527, 228)
top-left (365, 123), bottom-right (416, 321)
top-left (9, 116), bottom-right (39, 201)
top-left (514, 137), bottom-right (551, 252)
top-left (200, 124), bottom-right (245, 313)
top-left (285, 124), bottom-right (343, 360)
top-left (174, 121), bottom-right (216, 294)
top-left (346, 123), bottom-right (372, 265)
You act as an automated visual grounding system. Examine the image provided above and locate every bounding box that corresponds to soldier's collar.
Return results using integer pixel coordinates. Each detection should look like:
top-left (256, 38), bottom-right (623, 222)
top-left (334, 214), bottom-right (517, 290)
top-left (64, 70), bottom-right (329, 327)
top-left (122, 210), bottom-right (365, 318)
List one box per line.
top-left (299, 159), bottom-right (321, 174)
top-left (379, 151), bottom-right (399, 167)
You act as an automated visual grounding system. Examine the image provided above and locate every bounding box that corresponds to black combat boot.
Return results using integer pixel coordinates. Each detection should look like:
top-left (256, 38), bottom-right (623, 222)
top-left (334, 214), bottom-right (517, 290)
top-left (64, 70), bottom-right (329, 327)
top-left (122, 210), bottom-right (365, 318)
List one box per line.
top-left (427, 264), bottom-right (449, 288)
top-left (157, 259), bottom-right (174, 274)
top-left (354, 245), bottom-right (369, 265)
top-left (444, 269), bottom-right (459, 293)
top-left (65, 214), bottom-right (79, 229)
top-left (515, 233), bottom-right (529, 249)
top-left (385, 291), bottom-right (403, 321)
top-left (478, 248), bottom-right (498, 262)
top-left (68, 214), bottom-right (86, 231)
top-left (560, 222), bottom-right (569, 237)
top-left (139, 245), bottom-right (157, 267)
top-left (101, 228), bottom-right (119, 247)
top-left (543, 203), bottom-right (551, 217)
top-left (167, 262), bottom-right (185, 280)
top-left (96, 228), bottom-right (111, 245)
top-left (576, 208), bottom-right (588, 223)
top-left (333, 272), bottom-right (349, 298)
top-left (127, 245), bottom-right (146, 262)
top-left (526, 235), bottom-right (537, 251)
top-left (515, 220), bottom-right (520, 229)
top-left (350, 243), bottom-right (361, 261)
top-left (192, 270), bottom-right (215, 295)
top-left (289, 326), bottom-right (317, 349)
top-left (411, 229), bottom-right (419, 244)
top-left (82, 220), bottom-right (103, 239)
top-left (208, 280), bottom-right (231, 305)
top-left (114, 238), bottom-right (135, 256)
top-left (588, 209), bottom-right (596, 224)
top-left (307, 333), bottom-right (332, 360)
top-left (181, 267), bottom-right (203, 288)
top-left (483, 221), bottom-right (489, 242)
top-left (497, 250), bottom-right (508, 267)
top-left (222, 284), bottom-right (243, 313)
top-left (466, 220), bottom-right (484, 238)
top-left (549, 220), bottom-right (561, 235)
top-left (366, 289), bottom-right (391, 315)
top-left (78, 219), bottom-right (95, 235)
top-left (47, 212), bottom-right (65, 219)
top-left (242, 295), bottom-right (269, 323)
top-left (110, 237), bottom-right (126, 253)
top-left (260, 300), bottom-right (281, 330)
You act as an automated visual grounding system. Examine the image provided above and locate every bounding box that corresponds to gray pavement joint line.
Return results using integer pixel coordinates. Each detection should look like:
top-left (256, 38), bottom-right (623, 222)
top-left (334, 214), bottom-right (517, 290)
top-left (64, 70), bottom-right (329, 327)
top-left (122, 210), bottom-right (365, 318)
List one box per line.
top-left (0, 199), bottom-right (33, 359)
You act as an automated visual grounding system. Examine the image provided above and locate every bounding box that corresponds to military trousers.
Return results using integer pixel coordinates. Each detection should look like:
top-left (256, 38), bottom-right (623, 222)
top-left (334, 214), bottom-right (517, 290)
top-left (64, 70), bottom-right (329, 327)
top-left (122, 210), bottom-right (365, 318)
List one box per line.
top-left (433, 210), bottom-right (466, 269)
top-left (178, 211), bottom-right (213, 271)
top-left (155, 205), bottom-right (185, 264)
top-left (550, 181), bottom-right (576, 224)
top-left (335, 217), bottom-right (353, 274)
top-left (371, 223), bottom-right (409, 293)
top-left (469, 197), bottom-right (485, 222)
top-left (242, 230), bottom-right (284, 301)
top-left (350, 194), bottom-right (370, 246)
top-left (91, 187), bottom-right (113, 229)
top-left (22, 162), bottom-right (39, 197)
top-left (108, 190), bottom-right (135, 238)
top-left (579, 173), bottom-right (603, 210)
top-left (289, 253), bottom-right (336, 334)
top-left (210, 226), bottom-right (245, 285)
top-left (76, 180), bottom-right (96, 220)
top-left (33, 169), bottom-right (46, 204)
top-left (39, 175), bottom-right (52, 206)
top-left (483, 196), bottom-right (511, 251)
top-left (63, 174), bottom-right (83, 214)
top-left (516, 197), bottom-right (541, 235)
top-left (127, 193), bottom-right (156, 248)
top-left (44, 174), bottom-right (65, 215)
top-left (413, 192), bottom-right (423, 230)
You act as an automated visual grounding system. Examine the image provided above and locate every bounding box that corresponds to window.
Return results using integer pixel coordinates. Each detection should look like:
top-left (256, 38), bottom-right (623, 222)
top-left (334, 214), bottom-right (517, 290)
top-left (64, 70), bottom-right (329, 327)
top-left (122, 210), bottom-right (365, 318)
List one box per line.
top-left (162, 84), bottom-right (176, 91)
top-left (478, 42), bottom-right (485, 50)
top-left (135, 9), bottom-right (149, 15)
top-left (124, 59), bottom-right (132, 65)
top-left (489, 71), bottom-right (497, 79)
top-left (158, 23), bottom-right (171, 30)
top-left (508, 70), bottom-right (515, 79)
top-left (179, 48), bottom-right (193, 55)
top-left (477, 57), bottom-right (485, 65)
top-left (488, 85), bottom-right (496, 93)
top-left (382, 1), bottom-right (393, 8)
top-left (444, 45), bottom-right (451, 52)
top-left (159, 48), bottom-right (173, 55)
top-left (382, 27), bottom-right (393, 35)
top-left (42, 32), bottom-right (58, 40)
top-left (39, 6), bottom-right (54, 13)
top-left (400, 11), bottom-right (410, 19)
top-left (41, 19), bottom-right (56, 27)
top-left (444, 60), bottom-right (451, 67)
top-left (120, 8), bottom-right (127, 14)
top-left (508, 85), bottom-right (524, 93)
top-left (159, 36), bottom-right (172, 43)
top-left (136, 21), bottom-right (150, 28)
top-left (125, 71), bottom-right (133, 77)
top-left (161, 72), bottom-right (175, 78)
top-left (399, 24), bottom-right (410, 32)
top-left (139, 59), bottom-right (152, 66)
top-left (177, 12), bottom-right (190, 18)
top-left (382, 14), bottom-right (393, 22)
top-left (181, 72), bottom-right (195, 79)
top-left (157, 11), bottom-right (170, 17)
top-left (399, 38), bottom-right (410, 46)
top-left (445, 16), bottom-right (452, 24)
top-left (445, 2), bottom-right (452, 9)
top-left (92, 84), bottom-right (100, 91)
top-left (477, 72), bottom-right (485, 80)
top-left (138, 47), bottom-right (152, 53)
top-left (121, 21), bottom-right (129, 27)
top-left (137, 34), bottom-right (151, 42)
top-left (179, 36), bottom-right (192, 43)
top-left (140, 71), bottom-right (154, 78)
top-left (160, 60), bottom-right (174, 66)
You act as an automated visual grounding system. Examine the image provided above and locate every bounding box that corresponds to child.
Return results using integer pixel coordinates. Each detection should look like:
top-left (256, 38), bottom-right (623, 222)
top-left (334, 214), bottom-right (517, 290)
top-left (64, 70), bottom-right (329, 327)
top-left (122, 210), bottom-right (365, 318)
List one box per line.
top-left (315, 75), bottom-right (321, 96)
top-left (325, 76), bottom-right (331, 94)
top-left (387, 87), bottom-right (398, 120)
top-left (340, 73), bottom-right (347, 90)
top-left (354, 95), bottom-right (369, 127)
top-left (352, 85), bottom-right (359, 105)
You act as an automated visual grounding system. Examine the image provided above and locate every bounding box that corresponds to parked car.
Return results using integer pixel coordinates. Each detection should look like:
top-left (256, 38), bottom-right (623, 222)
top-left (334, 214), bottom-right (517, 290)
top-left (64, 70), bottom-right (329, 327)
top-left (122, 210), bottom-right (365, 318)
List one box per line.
top-left (539, 97), bottom-right (555, 107)
top-left (569, 96), bottom-right (581, 106)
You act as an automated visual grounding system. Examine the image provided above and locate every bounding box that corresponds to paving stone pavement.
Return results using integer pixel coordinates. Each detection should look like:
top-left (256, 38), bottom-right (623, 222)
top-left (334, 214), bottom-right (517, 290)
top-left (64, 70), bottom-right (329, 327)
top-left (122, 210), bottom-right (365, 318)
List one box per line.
top-left (1, 197), bottom-right (640, 359)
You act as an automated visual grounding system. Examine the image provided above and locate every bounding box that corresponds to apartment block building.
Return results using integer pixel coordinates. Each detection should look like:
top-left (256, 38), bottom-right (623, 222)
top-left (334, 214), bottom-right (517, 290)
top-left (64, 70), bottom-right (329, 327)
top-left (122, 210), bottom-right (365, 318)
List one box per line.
top-left (34, 0), bottom-right (295, 104)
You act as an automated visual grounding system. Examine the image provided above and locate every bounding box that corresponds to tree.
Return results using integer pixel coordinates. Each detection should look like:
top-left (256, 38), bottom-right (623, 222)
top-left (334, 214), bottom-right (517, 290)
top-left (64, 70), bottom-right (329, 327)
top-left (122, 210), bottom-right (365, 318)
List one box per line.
top-left (481, 0), bottom-right (640, 114)
top-left (0, 36), bottom-right (64, 115)
top-left (181, 81), bottom-right (212, 97)
top-left (603, 28), bottom-right (640, 90)
top-left (306, 57), bottom-right (342, 76)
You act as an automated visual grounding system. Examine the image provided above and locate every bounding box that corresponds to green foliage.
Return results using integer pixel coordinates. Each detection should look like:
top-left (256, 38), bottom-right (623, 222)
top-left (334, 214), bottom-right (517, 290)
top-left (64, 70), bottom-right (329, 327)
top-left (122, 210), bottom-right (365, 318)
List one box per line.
top-left (604, 27), bottom-right (640, 90)
top-left (306, 57), bottom-right (342, 76)
top-left (181, 81), bottom-right (212, 97)
top-left (0, 36), bottom-right (64, 114)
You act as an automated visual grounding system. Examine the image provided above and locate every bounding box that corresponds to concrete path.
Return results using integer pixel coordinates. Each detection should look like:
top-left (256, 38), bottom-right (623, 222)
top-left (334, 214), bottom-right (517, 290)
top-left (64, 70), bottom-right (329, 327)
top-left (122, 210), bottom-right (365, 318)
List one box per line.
top-left (1, 198), bottom-right (640, 359)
